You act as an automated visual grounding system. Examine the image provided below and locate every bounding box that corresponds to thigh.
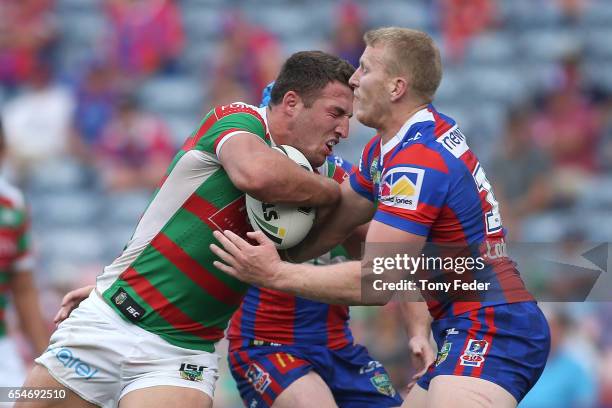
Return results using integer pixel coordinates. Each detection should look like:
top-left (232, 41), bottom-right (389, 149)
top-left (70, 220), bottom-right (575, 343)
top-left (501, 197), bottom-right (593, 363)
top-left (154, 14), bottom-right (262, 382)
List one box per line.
top-left (229, 348), bottom-right (315, 408)
top-left (272, 371), bottom-right (337, 408)
top-left (14, 364), bottom-right (98, 408)
top-left (119, 386), bottom-right (212, 408)
top-left (401, 383), bottom-right (427, 408)
top-left (427, 375), bottom-right (516, 408)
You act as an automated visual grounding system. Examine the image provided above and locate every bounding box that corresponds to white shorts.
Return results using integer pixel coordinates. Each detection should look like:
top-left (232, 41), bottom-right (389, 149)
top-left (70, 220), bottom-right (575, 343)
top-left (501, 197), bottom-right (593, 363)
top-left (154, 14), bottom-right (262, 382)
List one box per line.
top-left (35, 292), bottom-right (219, 408)
top-left (0, 336), bottom-right (27, 387)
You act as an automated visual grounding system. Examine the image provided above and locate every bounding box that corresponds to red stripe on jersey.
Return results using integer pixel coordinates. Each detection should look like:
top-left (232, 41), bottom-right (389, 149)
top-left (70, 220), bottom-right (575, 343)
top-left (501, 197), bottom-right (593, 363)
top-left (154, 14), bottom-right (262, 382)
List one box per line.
top-left (121, 267), bottom-right (223, 341)
top-left (453, 309), bottom-right (481, 376)
top-left (182, 113), bottom-right (218, 151)
top-left (354, 171), bottom-right (373, 191)
top-left (327, 305), bottom-right (351, 349)
top-left (227, 307), bottom-right (244, 351)
top-left (472, 307), bottom-right (496, 378)
top-left (378, 201), bottom-right (440, 227)
top-left (212, 128), bottom-right (244, 154)
top-left (390, 144), bottom-right (449, 174)
top-left (331, 165), bottom-right (349, 184)
top-left (429, 205), bottom-right (469, 244)
top-left (254, 288), bottom-right (295, 344)
top-left (151, 233), bottom-right (243, 307)
top-left (429, 107), bottom-right (454, 136)
top-left (181, 193), bottom-right (220, 231)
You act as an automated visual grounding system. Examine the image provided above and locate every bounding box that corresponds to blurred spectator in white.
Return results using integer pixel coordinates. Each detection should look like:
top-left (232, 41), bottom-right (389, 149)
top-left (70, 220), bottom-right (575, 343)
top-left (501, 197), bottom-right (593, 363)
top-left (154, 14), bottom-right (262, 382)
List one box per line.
top-left (95, 95), bottom-right (175, 192)
top-left (208, 10), bottom-right (282, 105)
top-left (520, 306), bottom-right (598, 408)
top-left (330, 1), bottom-right (366, 69)
top-left (434, 0), bottom-right (497, 62)
top-left (104, 0), bottom-right (185, 79)
top-left (1, 62), bottom-right (75, 184)
top-left (0, 0), bottom-right (57, 90)
top-left (71, 60), bottom-right (120, 162)
top-left (488, 109), bottom-right (553, 236)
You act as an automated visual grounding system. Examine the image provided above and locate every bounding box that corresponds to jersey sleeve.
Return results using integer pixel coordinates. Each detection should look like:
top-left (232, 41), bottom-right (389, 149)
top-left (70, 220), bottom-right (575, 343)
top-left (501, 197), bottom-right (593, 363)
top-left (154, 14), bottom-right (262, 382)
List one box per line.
top-left (374, 144), bottom-right (450, 236)
top-left (349, 136), bottom-right (379, 202)
top-left (188, 104), bottom-right (270, 158)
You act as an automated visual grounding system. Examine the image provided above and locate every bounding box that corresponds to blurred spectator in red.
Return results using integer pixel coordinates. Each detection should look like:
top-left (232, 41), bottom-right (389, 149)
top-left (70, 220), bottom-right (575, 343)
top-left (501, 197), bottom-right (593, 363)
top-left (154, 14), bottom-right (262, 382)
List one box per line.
top-left (529, 56), bottom-right (603, 202)
top-left (96, 95), bottom-right (175, 192)
top-left (488, 109), bottom-right (553, 236)
top-left (435, 0), bottom-right (497, 62)
top-left (1, 62), bottom-right (75, 183)
top-left (209, 10), bottom-right (282, 105)
top-left (71, 61), bottom-right (120, 162)
top-left (330, 1), bottom-right (366, 69)
top-left (0, 0), bottom-right (57, 89)
top-left (104, 0), bottom-right (184, 79)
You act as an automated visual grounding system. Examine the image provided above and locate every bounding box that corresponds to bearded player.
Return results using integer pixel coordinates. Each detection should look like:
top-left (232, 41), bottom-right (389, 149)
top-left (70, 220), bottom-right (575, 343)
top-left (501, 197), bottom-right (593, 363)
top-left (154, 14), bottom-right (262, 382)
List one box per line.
top-left (18, 51), bottom-right (354, 408)
top-left (211, 28), bottom-right (551, 408)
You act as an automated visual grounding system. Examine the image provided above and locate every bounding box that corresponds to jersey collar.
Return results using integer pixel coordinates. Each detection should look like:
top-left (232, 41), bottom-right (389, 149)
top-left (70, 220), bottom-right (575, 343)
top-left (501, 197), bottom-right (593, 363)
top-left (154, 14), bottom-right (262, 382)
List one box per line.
top-left (255, 105), bottom-right (276, 146)
top-left (380, 107), bottom-right (434, 165)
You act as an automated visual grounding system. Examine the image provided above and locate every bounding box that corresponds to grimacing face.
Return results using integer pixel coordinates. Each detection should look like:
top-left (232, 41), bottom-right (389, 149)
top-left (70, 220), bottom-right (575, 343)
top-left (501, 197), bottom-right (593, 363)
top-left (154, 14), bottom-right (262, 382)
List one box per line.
top-left (349, 45), bottom-right (392, 129)
top-left (291, 81), bottom-right (353, 167)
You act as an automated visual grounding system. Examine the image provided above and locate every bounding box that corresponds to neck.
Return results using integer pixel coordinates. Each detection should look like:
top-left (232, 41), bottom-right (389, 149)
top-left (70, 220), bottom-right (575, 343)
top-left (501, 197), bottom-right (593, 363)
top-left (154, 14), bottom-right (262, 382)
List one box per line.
top-left (378, 102), bottom-right (429, 144)
top-left (266, 105), bottom-right (290, 144)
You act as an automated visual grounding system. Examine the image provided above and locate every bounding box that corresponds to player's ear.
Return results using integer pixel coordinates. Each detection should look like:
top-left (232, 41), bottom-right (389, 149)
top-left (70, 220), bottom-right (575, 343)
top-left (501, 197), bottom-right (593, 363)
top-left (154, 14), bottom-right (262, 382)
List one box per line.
top-left (389, 76), bottom-right (408, 102)
top-left (281, 91), bottom-right (301, 116)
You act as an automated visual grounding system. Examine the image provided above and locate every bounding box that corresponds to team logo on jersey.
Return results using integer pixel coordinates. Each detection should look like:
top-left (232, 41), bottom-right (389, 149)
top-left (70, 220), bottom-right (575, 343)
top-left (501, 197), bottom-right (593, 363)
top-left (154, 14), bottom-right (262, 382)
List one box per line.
top-left (246, 363), bottom-right (272, 394)
top-left (459, 339), bottom-right (489, 367)
top-left (179, 363), bottom-right (206, 382)
top-left (114, 291), bottom-right (127, 305)
top-left (369, 156), bottom-right (380, 184)
top-left (435, 340), bottom-right (452, 366)
top-left (370, 373), bottom-right (397, 397)
top-left (378, 167), bottom-right (424, 210)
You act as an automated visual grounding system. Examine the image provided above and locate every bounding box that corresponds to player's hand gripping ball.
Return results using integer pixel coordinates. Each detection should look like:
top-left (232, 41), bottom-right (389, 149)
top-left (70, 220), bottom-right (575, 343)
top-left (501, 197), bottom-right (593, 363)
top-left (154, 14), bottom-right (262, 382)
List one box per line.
top-left (245, 145), bottom-right (316, 249)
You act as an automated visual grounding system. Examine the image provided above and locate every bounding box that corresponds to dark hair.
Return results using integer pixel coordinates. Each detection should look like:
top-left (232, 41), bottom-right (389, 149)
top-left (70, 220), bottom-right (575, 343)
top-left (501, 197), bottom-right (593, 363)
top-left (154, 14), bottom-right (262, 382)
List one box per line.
top-left (269, 51), bottom-right (355, 108)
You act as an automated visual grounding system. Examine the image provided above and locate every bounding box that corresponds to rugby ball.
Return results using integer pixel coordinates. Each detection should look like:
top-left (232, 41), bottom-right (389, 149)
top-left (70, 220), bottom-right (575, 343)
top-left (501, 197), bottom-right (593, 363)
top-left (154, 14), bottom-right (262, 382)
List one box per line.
top-left (245, 145), bottom-right (316, 249)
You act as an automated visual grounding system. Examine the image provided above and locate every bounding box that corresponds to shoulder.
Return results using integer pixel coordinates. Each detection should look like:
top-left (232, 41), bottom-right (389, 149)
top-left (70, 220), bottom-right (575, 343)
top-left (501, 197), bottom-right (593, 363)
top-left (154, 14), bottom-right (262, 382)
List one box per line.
top-left (0, 178), bottom-right (26, 210)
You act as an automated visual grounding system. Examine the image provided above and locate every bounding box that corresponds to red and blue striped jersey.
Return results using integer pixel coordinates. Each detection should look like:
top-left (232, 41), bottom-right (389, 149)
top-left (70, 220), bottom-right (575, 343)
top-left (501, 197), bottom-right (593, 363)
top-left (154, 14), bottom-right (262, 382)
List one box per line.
top-left (350, 105), bottom-right (533, 319)
top-left (228, 155), bottom-right (356, 351)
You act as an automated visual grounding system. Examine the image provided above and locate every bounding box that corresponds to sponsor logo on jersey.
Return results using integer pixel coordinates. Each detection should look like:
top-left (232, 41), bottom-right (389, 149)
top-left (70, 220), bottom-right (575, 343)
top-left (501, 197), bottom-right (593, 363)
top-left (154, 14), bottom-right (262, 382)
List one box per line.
top-left (179, 363), bottom-right (206, 382)
top-left (246, 363), bottom-right (272, 394)
top-left (209, 196), bottom-right (251, 237)
top-left (370, 373), bottom-right (396, 397)
top-left (46, 346), bottom-right (99, 379)
top-left (459, 339), bottom-right (489, 367)
top-left (446, 327), bottom-right (459, 335)
top-left (359, 360), bottom-right (383, 374)
top-left (111, 288), bottom-right (145, 322)
top-left (435, 340), bottom-right (452, 366)
top-left (436, 126), bottom-right (469, 158)
top-left (378, 167), bottom-right (424, 210)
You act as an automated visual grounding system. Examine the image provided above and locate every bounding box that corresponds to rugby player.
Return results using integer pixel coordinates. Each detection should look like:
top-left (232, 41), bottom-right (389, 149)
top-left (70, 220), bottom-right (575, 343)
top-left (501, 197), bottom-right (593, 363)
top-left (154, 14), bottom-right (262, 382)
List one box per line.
top-left (211, 27), bottom-right (551, 408)
top-left (0, 121), bottom-right (48, 389)
top-left (18, 51), bottom-right (354, 408)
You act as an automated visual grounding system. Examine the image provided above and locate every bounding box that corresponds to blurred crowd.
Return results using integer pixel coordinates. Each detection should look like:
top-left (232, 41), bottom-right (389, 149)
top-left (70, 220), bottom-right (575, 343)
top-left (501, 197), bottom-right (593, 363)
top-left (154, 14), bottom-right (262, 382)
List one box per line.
top-left (1, 0), bottom-right (611, 407)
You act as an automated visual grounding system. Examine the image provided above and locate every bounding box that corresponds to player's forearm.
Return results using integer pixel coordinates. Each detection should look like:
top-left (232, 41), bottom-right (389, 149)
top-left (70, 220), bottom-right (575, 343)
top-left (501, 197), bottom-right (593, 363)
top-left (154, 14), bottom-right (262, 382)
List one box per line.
top-left (13, 282), bottom-right (49, 354)
top-left (399, 301), bottom-right (432, 339)
top-left (274, 260), bottom-right (388, 305)
top-left (248, 160), bottom-right (340, 207)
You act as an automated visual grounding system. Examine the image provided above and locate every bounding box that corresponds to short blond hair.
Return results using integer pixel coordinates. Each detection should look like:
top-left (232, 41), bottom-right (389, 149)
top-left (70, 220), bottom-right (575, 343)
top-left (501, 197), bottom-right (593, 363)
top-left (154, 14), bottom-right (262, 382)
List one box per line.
top-left (364, 27), bottom-right (442, 102)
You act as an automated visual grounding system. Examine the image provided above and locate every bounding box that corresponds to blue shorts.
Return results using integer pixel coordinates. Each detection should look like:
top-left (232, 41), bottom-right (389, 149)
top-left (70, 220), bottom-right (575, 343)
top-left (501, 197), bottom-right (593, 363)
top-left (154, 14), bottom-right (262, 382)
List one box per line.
top-left (417, 302), bottom-right (551, 403)
top-left (228, 343), bottom-right (403, 408)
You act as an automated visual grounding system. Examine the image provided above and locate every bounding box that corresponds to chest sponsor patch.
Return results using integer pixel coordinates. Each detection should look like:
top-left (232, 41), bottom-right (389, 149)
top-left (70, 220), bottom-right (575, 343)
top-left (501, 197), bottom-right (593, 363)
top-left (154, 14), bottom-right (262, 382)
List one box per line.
top-left (378, 167), bottom-right (424, 210)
